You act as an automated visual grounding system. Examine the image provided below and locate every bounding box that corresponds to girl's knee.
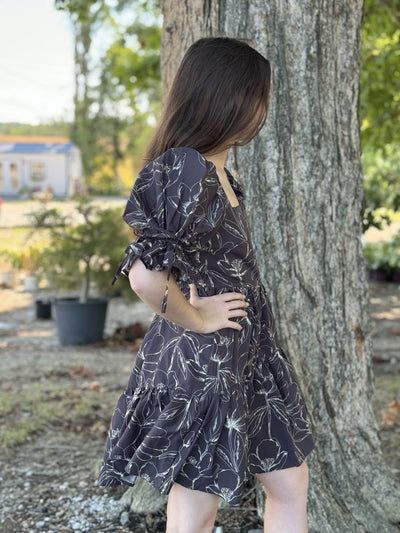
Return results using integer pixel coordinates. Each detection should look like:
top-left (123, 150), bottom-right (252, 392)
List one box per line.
top-left (166, 483), bottom-right (219, 533)
top-left (256, 461), bottom-right (309, 503)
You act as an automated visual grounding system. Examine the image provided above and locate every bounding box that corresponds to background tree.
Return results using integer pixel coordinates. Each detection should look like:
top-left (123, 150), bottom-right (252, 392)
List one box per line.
top-left (55, 0), bottom-right (161, 194)
top-left (361, 0), bottom-right (400, 230)
top-left (361, 0), bottom-right (400, 150)
top-left (161, 1), bottom-right (400, 532)
top-left (55, 0), bottom-right (110, 191)
top-left (0, 120), bottom-right (71, 137)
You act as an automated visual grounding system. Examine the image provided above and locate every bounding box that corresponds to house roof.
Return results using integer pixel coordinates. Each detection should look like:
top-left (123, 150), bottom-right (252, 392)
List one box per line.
top-left (0, 135), bottom-right (76, 155)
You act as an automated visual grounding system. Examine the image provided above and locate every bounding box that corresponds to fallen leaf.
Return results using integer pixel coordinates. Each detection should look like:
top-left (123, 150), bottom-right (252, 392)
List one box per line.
top-left (89, 381), bottom-right (100, 390)
top-left (388, 400), bottom-right (400, 414)
top-left (381, 400), bottom-right (400, 427)
top-left (69, 365), bottom-right (93, 378)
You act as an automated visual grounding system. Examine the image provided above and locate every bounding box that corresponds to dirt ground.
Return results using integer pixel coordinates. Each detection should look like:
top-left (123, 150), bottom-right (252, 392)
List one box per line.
top-left (0, 279), bottom-right (399, 533)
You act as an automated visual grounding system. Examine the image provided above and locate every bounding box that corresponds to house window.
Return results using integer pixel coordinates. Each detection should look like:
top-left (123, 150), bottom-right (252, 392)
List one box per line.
top-left (10, 163), bottom-right (19, 189)
top-left (30, 162), bottom-right (45, 183)
top-left (0, 163), bottom-right (3, 189)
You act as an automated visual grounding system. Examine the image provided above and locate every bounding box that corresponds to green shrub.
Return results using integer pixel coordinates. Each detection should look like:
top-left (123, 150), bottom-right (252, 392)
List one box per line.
top-left (30, 197), bottom-right (133, 302)
top-left (364, 230), bottom-right (400, 277)
top-left (362, 145), bottom-right (400, 232)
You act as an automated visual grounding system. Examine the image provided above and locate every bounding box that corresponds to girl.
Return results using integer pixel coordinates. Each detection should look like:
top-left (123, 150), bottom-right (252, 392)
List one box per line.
top-left (98, 37), bottom-right (314, 533)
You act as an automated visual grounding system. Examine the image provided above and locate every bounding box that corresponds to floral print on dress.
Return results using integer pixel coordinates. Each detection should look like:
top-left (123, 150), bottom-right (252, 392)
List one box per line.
top-left (98, 146), bottom-right (314, 505)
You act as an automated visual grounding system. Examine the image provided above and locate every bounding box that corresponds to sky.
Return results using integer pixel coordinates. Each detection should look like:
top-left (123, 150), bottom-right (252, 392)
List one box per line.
top-left (0, 0), bottom-right (75, 125)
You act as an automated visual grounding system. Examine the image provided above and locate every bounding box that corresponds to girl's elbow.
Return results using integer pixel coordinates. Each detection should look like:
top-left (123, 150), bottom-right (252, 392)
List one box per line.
top-left (128, 260), bottom-right (160, 298)
top-left (128, 267), bottom-right (147, 296)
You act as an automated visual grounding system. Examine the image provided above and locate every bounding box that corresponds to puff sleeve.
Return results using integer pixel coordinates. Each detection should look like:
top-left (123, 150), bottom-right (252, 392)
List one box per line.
top-left (113, 147), bottom-right (225, 313)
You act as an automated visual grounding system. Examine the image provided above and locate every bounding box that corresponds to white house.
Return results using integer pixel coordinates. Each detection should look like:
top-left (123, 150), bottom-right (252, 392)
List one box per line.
top-left (0, 135), bottom-right (83, 198)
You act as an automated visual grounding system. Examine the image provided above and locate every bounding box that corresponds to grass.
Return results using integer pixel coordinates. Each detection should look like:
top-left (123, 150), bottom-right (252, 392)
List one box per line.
top-left (0, 379), bottom-right (113, 450)
top-left (0, 227), bottom-right (50, 267)
top-left (374, 374), bottom-right (400, 402)
top-left (372, 374), bottom-right (400, 475)
top-left (0, 227), bottom-right (35, 252)
top-left (0, 227), bottom-right (50, 273)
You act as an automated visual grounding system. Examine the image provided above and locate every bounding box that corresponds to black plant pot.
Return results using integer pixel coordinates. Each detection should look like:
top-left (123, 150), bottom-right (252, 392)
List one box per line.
top-left (391, 271), bottom-right (400, 284)
top-left (368, 268), bottom-right (389, 282)
top-left (54, 298), bottom-right (108, 345)
top-left (35, 299), bottom-right (52, 320)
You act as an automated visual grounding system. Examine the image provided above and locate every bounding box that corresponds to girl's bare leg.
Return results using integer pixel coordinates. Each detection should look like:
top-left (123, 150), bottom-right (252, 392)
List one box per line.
top-left (256, 462), bottom-right (309, 533)
top-left (166, 482), bottom-right (220, 533)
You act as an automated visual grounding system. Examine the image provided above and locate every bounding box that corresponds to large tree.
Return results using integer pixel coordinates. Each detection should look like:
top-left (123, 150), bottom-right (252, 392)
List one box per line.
top-left (161, 1), bottom-right (400, 531)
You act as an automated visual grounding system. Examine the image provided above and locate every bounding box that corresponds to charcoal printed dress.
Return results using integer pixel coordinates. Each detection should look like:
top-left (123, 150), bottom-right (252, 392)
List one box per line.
top-left (98, 146), bottom-right (315, 505)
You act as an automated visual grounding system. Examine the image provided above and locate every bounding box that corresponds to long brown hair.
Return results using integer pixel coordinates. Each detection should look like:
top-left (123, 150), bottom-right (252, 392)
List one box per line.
top-left (145, 37), bottom-right (271, 161)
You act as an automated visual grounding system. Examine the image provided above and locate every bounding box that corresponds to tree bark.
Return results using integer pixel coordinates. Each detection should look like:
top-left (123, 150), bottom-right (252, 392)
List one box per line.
top-left (161, 1), bottom-right (400, 531)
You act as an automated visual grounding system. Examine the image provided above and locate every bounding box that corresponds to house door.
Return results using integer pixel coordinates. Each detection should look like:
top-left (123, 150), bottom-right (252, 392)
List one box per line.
top-left (10, 162), bottom-right (20, 191)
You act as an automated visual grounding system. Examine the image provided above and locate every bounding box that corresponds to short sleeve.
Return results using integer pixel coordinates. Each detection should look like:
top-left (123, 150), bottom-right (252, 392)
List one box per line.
top-left (113, 147), bottom-right (225, 312)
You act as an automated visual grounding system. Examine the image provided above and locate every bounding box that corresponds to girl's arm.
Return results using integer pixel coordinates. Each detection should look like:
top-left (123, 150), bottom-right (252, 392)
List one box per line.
top-left (129, 258), bottom-right (248, 334)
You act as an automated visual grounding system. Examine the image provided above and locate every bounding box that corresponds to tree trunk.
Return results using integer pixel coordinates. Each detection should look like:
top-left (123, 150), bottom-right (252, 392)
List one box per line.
top-left (161, 1), bottom-right (400, 531)
top-left (72, 16), bottom-right (93, 189)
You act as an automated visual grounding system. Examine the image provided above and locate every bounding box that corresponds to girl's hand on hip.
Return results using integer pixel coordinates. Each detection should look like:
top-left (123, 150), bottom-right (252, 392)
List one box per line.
top-left (189, 284), bottom-right (248, 333)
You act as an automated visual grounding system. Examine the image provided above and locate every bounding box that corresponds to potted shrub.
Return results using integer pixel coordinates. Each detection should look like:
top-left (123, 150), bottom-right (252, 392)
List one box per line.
top-left (35, 298), bottom-right (52, 320)
top-left (364, 230), bottom-right (400, 282)
top-left (363, 243), bottom-right (388, 281)
top-left (31, 197), bottom-right (131, 345)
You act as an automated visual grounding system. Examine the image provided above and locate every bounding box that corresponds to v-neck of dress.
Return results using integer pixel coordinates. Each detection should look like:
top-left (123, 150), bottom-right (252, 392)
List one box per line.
top-left (208, 164), bottom-right (240, 209)
top-left (189, 147), bottom-right (242, 209)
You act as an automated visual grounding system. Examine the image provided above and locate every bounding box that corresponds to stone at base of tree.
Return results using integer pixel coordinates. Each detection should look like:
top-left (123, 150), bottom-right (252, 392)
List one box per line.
top-left (120, 510), bottom-right (130, 526)
top-left (119, 478), bottom-right (168, 513)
